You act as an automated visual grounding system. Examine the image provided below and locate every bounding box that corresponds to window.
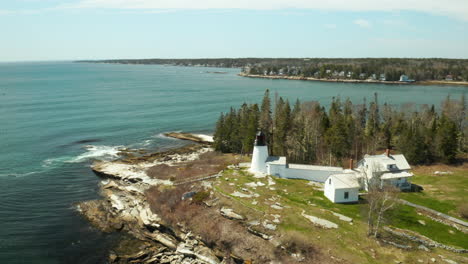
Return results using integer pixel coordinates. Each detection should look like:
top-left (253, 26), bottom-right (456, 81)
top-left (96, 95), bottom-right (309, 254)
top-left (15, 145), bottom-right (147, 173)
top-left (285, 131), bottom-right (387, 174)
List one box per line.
top-left (344, 192), bottom-right (349, 199)
top-left (329, 179), bottom-right (331, 184)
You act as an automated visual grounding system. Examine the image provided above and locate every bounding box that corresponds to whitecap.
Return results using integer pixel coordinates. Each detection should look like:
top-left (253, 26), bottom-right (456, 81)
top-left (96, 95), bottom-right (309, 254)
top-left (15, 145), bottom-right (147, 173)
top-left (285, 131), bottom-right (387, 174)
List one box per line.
top-left (0, 171), bottom-right (40, 178)
top-left (193, 134), bottom-right (214, 142)
top-left (42, 156), bottom-right (72, 168)
top-left (67, 145), bottom-right (124, 163)
top-left (153, 131), bottom-right (181, 140)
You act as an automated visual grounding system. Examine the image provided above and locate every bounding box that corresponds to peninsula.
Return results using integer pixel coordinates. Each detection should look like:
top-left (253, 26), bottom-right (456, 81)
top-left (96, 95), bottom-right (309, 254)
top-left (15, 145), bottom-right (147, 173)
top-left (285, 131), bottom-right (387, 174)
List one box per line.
top-left (77, 58), bottom-right (468, 86)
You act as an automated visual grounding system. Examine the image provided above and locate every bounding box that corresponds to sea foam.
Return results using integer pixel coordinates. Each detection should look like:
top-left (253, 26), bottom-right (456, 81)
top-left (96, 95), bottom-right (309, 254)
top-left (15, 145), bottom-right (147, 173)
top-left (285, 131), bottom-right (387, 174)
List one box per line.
top-left (68, 145), bottom-right (124, 163)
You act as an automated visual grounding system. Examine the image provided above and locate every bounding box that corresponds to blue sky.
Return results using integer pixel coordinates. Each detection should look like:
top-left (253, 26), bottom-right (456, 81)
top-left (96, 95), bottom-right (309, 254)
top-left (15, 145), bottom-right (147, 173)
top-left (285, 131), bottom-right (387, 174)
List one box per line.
top-left (1, 0), bottom-right (468, 61)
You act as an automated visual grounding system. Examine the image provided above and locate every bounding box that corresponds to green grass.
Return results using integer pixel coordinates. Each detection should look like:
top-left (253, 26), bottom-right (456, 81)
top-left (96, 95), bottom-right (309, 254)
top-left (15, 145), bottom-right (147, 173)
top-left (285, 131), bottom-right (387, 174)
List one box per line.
top-left (399, 192), bottom-right (457, 215)
top-left (399, 167), bottom-right (468, 219)
top-left (389, 204), bottom-right (468, 249)
top-left (214, 166), bottom-right (467, 263)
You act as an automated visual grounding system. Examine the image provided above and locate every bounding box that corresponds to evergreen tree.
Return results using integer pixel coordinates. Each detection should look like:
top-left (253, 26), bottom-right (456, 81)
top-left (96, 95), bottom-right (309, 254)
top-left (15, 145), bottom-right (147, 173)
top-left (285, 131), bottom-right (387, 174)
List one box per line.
top-left (259, 89), bottom-right (273, 150)
top-left (242, 104), bottom-right (260, 154)
top-left (435, 114), bottom-right (459, 163)
top-left (272, 97), bottom-right (291, 156)
top-left (213, 113), bottom-right (228, 152)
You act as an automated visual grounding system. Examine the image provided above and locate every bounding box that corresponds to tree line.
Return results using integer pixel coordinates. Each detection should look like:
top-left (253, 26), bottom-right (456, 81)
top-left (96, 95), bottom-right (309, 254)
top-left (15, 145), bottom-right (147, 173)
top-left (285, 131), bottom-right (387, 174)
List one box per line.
top-left (245, 59), bottom-right (468, 81)
top-left (79, 58), bottom-right (468, 82)
top-left (213, 90), bottom-right (466, 166)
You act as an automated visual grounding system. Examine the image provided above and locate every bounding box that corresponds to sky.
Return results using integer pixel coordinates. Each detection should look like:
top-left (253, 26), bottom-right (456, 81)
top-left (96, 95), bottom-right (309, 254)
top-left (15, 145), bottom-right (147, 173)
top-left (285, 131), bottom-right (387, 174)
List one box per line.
top-left (1, 0), bottom-right (468, 61)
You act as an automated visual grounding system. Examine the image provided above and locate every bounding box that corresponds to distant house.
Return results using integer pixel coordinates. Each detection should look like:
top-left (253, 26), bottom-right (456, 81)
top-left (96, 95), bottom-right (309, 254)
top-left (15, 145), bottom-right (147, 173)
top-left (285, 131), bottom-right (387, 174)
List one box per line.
top-left (379, 73), bottom-right (386, 81)
top-left (359, 73), bottom-right (367, 79)
top-left (326, 69), bottom-right (331, 74)
top-left (445, 75), bottom-right (453, 81)
top-left (347, 71), bottom-right (353, 78)
top-left (314, 71), bottom-right (320, 78)
top-left (356, 150), bottom-right (413, 191)
top-left (399, 74), bottom-right (409, 82)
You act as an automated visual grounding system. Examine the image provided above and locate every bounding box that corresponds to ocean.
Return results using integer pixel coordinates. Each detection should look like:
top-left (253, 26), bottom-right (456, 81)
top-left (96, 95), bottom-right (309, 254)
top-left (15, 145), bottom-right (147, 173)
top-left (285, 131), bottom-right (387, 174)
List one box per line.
top-left (0, 62), bottom-right (466, 263)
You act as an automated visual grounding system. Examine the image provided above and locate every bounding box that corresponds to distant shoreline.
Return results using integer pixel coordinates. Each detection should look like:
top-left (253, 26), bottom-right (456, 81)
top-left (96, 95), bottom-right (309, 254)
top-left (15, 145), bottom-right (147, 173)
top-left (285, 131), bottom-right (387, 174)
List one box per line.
top-left (238, 73), bottom-right (468, 86)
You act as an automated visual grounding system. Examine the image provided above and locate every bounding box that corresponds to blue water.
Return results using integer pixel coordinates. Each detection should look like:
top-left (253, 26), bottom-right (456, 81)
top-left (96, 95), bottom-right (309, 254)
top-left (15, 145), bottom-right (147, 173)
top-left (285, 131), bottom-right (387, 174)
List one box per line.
top-left (0, 62), bottom-right (466, 263)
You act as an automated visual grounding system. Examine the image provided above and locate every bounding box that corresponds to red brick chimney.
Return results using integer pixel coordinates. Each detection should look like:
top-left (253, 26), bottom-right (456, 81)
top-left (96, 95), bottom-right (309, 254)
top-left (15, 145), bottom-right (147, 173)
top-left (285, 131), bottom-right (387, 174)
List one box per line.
top-left (385, 149), bottom-right (391, 157)
top-left (349, 158), bottom-right (354, 169)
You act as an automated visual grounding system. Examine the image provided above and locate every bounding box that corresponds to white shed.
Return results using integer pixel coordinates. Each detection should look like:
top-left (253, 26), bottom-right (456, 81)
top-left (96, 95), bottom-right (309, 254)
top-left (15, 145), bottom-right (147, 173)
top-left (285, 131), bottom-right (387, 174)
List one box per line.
top-left (324, 174), bottom-right (360, 203)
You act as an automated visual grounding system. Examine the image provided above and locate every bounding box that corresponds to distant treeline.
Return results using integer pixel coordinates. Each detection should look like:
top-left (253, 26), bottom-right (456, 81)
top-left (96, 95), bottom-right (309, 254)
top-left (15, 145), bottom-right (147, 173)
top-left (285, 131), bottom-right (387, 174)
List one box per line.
top-left (78, 58), bottom-right (468, 81)
top-left (213, 90), bottom-right (467, 165)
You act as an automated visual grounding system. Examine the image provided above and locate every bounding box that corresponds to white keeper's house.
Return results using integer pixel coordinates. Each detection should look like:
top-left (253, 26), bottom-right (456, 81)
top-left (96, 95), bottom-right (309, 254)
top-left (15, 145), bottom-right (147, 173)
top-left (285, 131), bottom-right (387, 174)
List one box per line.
top-left (249, 132), bottom-right (413, 203)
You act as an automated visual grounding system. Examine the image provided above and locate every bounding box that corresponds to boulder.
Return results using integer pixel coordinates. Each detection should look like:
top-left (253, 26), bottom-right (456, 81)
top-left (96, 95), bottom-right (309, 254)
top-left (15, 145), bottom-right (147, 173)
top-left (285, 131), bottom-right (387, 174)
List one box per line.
top-left (220, 207), bottom-right (244, 221)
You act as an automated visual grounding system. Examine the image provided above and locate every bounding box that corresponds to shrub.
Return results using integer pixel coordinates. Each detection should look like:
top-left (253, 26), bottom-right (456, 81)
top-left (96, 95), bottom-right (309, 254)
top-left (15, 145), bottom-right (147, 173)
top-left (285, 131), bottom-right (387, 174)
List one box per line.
top-left (458, 204), bottom-right (468, 219)
top-left (192, 191), bottom-right (210, 204)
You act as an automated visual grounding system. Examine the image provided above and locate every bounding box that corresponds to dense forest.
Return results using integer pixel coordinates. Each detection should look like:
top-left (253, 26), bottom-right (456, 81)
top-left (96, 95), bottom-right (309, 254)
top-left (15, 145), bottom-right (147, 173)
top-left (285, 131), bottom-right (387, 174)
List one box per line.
top-left (79, 58), bottom-right (468, 82)
top-left (213, 90), bottom-right (467, 166)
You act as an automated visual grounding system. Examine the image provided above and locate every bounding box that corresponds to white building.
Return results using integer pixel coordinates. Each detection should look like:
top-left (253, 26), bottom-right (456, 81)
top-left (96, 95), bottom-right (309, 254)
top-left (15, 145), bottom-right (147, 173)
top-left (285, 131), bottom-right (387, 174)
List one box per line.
top-left (324, 173), bottom-right (360, 203)
top-left (356, 150), bottom-right (413, 191)
top-left (250, 132), bottom-right (345, 182)
top-left (399, 74), bottom-right (409, 82)
top-left (249, 132), bottom-right (413, 203)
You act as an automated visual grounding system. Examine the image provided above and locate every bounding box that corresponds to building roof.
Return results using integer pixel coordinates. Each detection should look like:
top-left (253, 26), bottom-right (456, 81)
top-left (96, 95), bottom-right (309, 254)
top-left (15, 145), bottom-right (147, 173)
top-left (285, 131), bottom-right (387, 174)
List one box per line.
top-left (288, 164), bottom-right (343, 171)
top-left (361, 153), bottom-right (411, 171)
top-left (266, 156), bottom-right (287, 165)
top-left (328, 173), bottom-right (360, 189)
top-left (381, 171), bottom-right (413, 180)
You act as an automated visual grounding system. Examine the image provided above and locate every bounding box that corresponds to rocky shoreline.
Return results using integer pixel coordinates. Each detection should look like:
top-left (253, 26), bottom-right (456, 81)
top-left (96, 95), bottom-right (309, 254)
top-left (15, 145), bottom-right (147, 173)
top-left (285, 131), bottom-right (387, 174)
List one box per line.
top-left (77, 145), bottom-right (226, 264)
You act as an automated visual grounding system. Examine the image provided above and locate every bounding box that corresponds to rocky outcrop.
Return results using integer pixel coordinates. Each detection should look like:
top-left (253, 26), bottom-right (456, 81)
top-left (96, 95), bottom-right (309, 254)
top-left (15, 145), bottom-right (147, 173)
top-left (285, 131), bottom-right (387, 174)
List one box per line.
top-left (384, 226), bottom-right (468, 253)
top-left (301, 211), bottom-right (338, 229)
top-left (78, 147), bottom-right (224, 264)
top-left (164, 132), bottom-right (213, 144)
top-left (220, 207), bottom-right (244, 221)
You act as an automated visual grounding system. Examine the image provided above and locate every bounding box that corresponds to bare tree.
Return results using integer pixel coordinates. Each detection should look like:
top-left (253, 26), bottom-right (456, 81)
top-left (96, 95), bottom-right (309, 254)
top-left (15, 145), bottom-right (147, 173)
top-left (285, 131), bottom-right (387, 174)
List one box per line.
top-left (361, 161), bottom-right (400, 237)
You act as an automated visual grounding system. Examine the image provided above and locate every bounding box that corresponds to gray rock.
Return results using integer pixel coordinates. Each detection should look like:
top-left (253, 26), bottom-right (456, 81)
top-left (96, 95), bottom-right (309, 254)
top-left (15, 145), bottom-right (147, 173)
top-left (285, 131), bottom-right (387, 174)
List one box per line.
top-left (220, 207), bottom-right (244, 220)
top-left (418, 244), bottom-right (430, 252)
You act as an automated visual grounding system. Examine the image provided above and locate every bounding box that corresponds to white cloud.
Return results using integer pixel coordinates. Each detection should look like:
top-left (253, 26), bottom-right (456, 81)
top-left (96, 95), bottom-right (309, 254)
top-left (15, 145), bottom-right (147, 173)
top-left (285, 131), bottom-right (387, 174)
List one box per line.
top-left (354, 19), bottom-right (371, 28)
top-left (54, 0), bottom-right (468, 21)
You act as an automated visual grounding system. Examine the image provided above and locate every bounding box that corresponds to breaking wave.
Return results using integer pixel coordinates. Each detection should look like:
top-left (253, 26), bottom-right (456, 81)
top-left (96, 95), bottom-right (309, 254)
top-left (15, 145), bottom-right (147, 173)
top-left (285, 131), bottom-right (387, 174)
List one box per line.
top-left (67, 145), bottom-right (124, 163)
top-left (0, 171), bottom-right (40, 178)
top-left (42, 145), bottom-right (124, 168)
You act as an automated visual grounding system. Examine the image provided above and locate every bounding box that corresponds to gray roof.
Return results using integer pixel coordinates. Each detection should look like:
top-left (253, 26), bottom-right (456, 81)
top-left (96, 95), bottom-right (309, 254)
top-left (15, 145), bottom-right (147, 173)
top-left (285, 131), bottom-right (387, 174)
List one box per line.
top-left (289, 164), bottom-right (343, 171)
top-left (361, 153), bottom-right (411, 171)
top-left (328, 173), bottom-right (360, 189)
top-left (381, 171), bottom-right (413, 179)
top-left (266, 156), bottom-right (287, 165)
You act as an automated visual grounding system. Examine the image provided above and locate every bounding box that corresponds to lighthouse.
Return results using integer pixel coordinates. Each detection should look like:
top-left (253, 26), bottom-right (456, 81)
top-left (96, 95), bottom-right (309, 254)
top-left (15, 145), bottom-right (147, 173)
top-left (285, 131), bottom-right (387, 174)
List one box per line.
top-left (250, 131), bottom-right (269, 173)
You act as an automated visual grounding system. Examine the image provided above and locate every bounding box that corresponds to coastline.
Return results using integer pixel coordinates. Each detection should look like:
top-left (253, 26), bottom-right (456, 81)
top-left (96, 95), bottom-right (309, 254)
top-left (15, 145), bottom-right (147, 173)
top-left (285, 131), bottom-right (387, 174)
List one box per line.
top-left (78, 144), bottom-right (220, 263)
top-left (238, 73), bottom-right (468, 86)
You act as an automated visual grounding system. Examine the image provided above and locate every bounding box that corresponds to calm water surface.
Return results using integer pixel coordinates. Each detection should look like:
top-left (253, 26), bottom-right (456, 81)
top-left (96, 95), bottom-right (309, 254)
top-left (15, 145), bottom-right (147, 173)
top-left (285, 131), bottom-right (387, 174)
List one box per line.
top-left (0, 62), bottom-right (465, 263)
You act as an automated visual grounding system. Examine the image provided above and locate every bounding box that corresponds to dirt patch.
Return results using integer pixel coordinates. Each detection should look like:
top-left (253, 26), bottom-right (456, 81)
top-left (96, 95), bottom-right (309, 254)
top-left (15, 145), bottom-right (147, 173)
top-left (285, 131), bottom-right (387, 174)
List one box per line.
top-left (146, 152), bottom-right (240, 181)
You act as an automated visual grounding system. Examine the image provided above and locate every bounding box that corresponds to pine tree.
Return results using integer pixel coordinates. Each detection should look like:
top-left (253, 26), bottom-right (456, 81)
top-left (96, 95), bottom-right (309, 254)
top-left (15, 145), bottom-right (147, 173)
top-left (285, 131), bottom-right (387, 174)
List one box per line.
top-left (435, 114), bottom-right (459, 163)
top-left (273, 97), bottom-right (291, 156)
top-left (213, 113), bottom-right (227, 152)
top-left (259, 89), bottom-right (272, 135)
top-left (242, 104), bottom-right (260, 154)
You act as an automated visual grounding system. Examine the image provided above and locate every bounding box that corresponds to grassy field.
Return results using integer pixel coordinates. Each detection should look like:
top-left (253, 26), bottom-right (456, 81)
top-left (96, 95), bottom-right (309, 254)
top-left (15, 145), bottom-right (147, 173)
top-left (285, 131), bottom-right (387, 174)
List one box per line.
top-left (399, 163), bottom-right (468, 219)
top-left (211, 164), bottom-right (468, 264)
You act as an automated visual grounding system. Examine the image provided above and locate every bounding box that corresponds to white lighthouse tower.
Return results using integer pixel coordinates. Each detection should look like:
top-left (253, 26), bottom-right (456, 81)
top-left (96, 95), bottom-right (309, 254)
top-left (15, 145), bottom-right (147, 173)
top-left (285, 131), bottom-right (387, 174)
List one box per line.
top-left (250, 131), bottom-right (269, 173)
